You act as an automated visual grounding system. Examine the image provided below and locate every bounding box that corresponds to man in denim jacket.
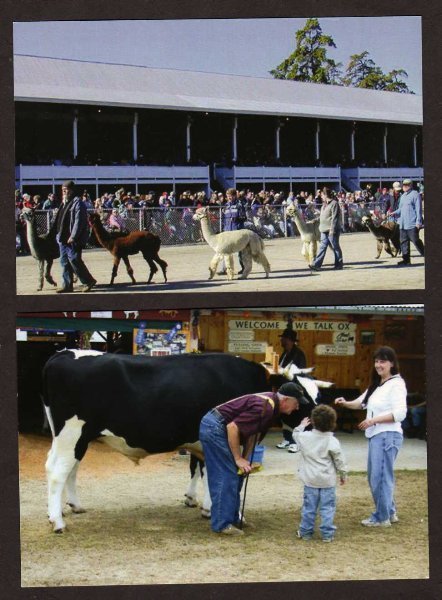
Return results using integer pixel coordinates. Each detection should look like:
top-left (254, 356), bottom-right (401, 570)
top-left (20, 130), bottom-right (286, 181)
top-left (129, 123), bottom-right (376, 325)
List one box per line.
top-left (390, 179), bottom-right (424, 266)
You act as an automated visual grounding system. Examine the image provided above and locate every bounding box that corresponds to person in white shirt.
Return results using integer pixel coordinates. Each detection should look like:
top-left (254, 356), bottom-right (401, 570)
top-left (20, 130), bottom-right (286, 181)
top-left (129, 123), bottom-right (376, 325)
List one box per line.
top-left (293, 404), bottom-right (348, 542)
top-left (335, 346), bottom-right (407, 527)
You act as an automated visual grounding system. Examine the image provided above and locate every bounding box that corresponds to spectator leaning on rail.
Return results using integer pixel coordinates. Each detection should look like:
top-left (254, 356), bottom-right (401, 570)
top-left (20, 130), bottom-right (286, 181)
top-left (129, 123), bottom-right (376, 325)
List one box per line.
top-left (51, 180), bottom-right (97, 293)
top-left (309, 188), bottom-right (344, 272)
top-left (389, 178), bottom-right (424, 266)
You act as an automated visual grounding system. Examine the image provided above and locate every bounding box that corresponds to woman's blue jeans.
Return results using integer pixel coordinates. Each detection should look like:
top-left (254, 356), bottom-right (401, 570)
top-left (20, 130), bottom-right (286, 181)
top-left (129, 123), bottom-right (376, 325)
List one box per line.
top-left (199, 411), bottom-right (244, 532)
top-left (312, 231), bottom-right (343, 268)
top-left (367, 431), bottom-right (403, 522)
top-left (299, 485), bottom-right (336, 540)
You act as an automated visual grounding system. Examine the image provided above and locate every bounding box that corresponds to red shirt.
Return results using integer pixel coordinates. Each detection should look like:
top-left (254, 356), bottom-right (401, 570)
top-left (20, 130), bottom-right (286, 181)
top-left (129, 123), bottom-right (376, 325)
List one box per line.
top-left (217, 392), bottom-right (279, 443)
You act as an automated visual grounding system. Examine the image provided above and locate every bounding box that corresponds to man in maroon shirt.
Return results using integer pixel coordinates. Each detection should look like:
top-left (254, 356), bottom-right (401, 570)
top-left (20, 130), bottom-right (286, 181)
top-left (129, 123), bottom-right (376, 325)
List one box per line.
top-left (199, 382), bottom-right (309, 535)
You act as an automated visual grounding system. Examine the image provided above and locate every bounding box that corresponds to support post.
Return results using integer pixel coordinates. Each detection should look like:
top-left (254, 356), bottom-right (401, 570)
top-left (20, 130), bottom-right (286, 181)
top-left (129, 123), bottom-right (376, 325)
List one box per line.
top-left (73, 111), bottom-right (78, 159)
top-left (232, 116), bottom-right (238, 164)
top-left (275, 120), bottom-right (281, 160)
top-left (315, 121), bottom-right (320, 162)
top-left (350, 123), bottom-right (356, 161)
top-left (413, 133), bottom-right (418, 167)
top-left (133, 111), bottom-right (138, 163)
top-left (186, 115), bottom-right (192, 163)
top-left (383, 125), bottom-right (388, 165)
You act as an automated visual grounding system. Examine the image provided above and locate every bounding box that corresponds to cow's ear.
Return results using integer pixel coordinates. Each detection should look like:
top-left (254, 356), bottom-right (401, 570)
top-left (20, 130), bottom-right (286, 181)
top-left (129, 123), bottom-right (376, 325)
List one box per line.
top-left (260, 362), bottom-right (277, 376)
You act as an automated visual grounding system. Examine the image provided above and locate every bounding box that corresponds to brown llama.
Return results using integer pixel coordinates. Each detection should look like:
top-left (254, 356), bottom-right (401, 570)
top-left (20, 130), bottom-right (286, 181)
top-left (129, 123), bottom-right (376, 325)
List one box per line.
top-left (88, 213), bottom-right (167, 285)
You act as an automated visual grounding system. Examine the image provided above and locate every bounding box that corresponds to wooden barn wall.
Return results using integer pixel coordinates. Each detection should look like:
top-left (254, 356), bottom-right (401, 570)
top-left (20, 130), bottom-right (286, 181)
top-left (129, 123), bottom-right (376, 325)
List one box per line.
top-left (197, 311), bottom-right (425, 395)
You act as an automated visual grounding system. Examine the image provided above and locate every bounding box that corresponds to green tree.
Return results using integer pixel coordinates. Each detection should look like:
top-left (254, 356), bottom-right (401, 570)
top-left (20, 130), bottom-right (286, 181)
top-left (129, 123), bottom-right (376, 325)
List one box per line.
top-left (342, 51), bottom-right (413, 93)
top-left (270, 18), bottom-right (342, 84)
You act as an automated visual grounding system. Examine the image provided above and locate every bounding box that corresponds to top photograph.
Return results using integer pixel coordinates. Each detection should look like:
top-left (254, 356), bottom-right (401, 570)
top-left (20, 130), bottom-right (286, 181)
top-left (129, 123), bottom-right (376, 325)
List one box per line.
top-left (14, 16), bottom-right (424, 295)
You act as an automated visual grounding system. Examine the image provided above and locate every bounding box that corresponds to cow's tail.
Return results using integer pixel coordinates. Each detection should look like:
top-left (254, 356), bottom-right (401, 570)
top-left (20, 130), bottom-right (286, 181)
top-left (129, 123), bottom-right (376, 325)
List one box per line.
top-left (42, 359), bottom-right (56, 438)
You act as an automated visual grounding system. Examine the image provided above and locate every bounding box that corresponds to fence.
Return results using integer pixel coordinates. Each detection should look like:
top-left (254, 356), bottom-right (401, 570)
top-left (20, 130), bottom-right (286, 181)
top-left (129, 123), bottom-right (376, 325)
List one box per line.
top-left (26, 203), bottom-right (387, 250)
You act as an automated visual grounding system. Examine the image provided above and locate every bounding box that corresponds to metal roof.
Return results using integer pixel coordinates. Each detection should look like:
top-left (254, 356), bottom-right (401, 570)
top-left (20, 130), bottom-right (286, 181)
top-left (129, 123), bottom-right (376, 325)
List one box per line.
top-left (14, 55), bottom-right (423, 126)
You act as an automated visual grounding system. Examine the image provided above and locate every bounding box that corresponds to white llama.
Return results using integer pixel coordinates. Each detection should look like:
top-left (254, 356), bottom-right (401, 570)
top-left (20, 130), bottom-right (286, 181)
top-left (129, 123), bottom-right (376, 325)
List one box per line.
top-left (286, 204), bottom-right (320, 265)
top-left (193, 207), bottom-right (271, 280)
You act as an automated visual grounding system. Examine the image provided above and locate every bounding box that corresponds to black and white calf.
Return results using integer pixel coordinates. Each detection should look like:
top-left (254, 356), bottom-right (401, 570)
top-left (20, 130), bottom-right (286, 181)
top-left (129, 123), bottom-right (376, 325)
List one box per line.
top-left (42, 350), bottom-right (332, 532)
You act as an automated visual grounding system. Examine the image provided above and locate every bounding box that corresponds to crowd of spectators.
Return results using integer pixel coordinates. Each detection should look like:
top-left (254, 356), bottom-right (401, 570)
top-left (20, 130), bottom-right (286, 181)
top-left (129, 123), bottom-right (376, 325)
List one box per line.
top-left (15, 183), bottom-right (423, 254)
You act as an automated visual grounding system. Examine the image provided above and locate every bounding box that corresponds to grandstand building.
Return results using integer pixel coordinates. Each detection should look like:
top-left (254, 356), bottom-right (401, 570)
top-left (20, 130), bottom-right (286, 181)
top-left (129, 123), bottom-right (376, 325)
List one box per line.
top-left (14, 55), bottom-right (423, 196)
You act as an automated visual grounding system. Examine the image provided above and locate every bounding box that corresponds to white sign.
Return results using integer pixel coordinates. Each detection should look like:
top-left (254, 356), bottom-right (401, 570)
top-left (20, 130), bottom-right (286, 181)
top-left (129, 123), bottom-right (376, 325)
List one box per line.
top-left (91, 311), bottom-right (113, 319)
top-left (315, 344), bottom-right (356, 356)
top-left (16, 329), bottom-right (27, 341)
top-left (228, 341), bottom-right (268, 354)
top-left (228, 330), bottom-right (255, 341)
top-left (229, 319), bottom-right (356, 332)
top-left (332, 331), bottom-right (356, 344)
top-left (229, 320), bottom-right (286, 331)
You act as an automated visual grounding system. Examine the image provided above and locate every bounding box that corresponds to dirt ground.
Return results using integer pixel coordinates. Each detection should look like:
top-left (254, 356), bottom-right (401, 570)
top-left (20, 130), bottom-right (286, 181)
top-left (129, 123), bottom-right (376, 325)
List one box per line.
top-left (16, 232), bottom-right (425, 295)
top-left (18, 433), bottom-right (429, 587)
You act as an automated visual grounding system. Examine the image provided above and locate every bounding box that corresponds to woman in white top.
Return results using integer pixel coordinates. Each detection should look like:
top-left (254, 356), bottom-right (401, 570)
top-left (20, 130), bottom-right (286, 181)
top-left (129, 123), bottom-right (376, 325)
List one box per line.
top-left (335, 346), bottom-right (407, 527)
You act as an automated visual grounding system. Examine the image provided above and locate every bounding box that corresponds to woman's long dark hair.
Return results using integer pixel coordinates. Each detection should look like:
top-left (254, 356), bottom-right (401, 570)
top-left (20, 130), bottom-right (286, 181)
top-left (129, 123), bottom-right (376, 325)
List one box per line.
top-left (363, 346), bottom-right (400, 405)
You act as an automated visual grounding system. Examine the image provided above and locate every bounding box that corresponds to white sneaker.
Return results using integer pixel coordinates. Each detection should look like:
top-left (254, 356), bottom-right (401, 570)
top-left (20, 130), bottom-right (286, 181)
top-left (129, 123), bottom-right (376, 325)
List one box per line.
top-left (361, 518), bottom-right (391, 527)
top-left (276, 440), bottom-right (290, 449)
top-left (390, 512), bottom-right (399, 523)
top-left (288, 443), bottom-right (299, 453)
top-left (218, 524), bottom-right (244, 536)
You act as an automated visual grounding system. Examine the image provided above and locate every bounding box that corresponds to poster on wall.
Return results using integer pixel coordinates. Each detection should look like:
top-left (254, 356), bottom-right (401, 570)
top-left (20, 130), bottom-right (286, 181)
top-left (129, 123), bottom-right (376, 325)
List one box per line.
top-left (133, 323), bottom-right (189, 356)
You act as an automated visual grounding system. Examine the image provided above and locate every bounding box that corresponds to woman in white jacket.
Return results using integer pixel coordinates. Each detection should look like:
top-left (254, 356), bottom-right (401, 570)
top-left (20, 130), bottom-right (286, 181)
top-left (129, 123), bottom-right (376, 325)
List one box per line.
top-left (335, 346), bottom-right (407, 527)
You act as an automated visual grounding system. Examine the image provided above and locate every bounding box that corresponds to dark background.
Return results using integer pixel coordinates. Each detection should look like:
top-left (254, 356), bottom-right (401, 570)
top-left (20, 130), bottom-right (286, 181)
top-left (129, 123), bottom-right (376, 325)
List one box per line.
top-left (1, 1), bottom-right (440, 598)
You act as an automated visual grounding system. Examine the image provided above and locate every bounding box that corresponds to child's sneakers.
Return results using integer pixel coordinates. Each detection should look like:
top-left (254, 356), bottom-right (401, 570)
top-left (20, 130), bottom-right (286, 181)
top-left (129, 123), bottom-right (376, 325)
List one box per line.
top-left (390, 512), bottom-right (399, 523)
top-left (276, 440), bottom-right (290, 449)
top-left (322, 537), bottom-right (334, 542)
top-left (296, 530), bottom-right (312, 541)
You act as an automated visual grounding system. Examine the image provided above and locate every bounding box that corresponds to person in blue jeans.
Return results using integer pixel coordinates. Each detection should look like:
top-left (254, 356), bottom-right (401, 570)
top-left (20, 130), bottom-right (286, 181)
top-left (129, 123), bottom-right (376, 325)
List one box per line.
top-left (389, 178), bottom-right (424, 266)
top-left (309, 188), bottom-right (343, 272)
top-left (52, 180), bottom-right (96, 293)
top-left (199, 382), bottom-right (309, 536)
top-left (292, 405), bottom-right (348, 542)
top-left (335, 346), bottom-right (407, 527)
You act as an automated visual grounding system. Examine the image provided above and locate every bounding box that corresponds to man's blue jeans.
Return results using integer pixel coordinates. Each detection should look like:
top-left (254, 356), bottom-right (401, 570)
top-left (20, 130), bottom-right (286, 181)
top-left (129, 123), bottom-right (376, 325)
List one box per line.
top-left (299, 485), bottom-right (336, 540)
top-left (199, 411), bottom-right (243, 532)
top-left (59, 242), bottom-right (94, 289)
top-left (312, 231), bottom-right (343, 268)
top-left (367, 431), bottom-right (403, 522)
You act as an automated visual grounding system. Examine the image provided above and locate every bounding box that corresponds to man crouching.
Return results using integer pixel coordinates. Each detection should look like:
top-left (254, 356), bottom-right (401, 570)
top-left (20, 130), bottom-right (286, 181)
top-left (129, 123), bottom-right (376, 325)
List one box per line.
top-left (199, 383), bottom-right (309, 536)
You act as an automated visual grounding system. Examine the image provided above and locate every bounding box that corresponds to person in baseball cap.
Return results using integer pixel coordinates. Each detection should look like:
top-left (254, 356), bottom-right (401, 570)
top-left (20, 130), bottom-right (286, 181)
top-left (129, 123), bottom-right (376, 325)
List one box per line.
top-left (389, 177), bottom-right (424, 266)
top-left (278, 382), bottom-right (310, 405)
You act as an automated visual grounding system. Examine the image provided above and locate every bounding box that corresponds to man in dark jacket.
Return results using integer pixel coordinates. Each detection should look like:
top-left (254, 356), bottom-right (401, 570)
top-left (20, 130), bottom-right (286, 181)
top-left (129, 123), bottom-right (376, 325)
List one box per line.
top-left (53, 180), bottom-right (96, 293)
top-left (276, 329), bottom-right (309, 452)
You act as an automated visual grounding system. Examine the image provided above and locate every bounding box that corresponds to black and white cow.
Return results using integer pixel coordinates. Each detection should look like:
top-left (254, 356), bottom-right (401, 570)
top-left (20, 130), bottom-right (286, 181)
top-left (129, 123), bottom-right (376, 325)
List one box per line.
top-left (43, 349), bottom-right (332, 532)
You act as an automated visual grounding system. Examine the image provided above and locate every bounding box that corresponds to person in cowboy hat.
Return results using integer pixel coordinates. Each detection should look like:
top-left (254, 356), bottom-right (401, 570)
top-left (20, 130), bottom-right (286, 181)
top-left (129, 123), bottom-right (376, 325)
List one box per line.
top-left (199, 382), bottom-right (309, 535)
top-left (276, 329), bottom-right (308, 452)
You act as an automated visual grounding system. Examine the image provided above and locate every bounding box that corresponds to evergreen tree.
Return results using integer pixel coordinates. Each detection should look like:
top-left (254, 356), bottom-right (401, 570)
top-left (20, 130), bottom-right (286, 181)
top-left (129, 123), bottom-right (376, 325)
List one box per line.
top-left (270, 18), bottom-right (342, 84)
top-left (342, 51), bottom-right (413, 93)
top-left (271, 20), bottom-right (414, 93)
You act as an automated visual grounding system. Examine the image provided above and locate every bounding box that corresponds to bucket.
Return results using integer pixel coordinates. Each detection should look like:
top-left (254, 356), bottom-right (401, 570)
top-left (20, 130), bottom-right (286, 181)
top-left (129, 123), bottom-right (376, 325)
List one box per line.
top-left (250, 444), bottom-right (265, 466)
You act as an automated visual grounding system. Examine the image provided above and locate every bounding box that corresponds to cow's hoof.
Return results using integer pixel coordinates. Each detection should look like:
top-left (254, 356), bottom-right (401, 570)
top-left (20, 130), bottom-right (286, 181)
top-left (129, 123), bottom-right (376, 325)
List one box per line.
top-left (184, 495), bottom-right (198, 508)
top-left (68, 503), bottom-right (86, 514)
top-left (201, 509), bottom-right (211, 519)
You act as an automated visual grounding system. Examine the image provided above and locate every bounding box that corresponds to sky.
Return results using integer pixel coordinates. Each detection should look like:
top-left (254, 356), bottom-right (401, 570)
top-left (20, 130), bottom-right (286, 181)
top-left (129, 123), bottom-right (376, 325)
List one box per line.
top-left (13, 17), bottom-right (422, 94)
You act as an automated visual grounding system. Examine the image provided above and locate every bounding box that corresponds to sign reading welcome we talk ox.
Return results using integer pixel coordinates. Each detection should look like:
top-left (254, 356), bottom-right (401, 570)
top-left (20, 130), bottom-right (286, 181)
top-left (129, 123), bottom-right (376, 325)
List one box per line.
top-left (228, 319), bottom-right (357, 332)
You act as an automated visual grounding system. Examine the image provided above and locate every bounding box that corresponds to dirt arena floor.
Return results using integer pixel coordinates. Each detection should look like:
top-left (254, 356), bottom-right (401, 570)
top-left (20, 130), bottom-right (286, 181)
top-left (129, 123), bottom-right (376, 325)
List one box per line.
top-left (16, 232), bottom-right (425, 295)
top-left (18, 431), bottom-right (429, 587)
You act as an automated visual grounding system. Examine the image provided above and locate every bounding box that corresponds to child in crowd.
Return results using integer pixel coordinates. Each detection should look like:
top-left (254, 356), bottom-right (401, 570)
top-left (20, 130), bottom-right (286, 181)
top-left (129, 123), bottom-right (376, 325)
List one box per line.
top-left (293, 404), bottom-right (348, 542)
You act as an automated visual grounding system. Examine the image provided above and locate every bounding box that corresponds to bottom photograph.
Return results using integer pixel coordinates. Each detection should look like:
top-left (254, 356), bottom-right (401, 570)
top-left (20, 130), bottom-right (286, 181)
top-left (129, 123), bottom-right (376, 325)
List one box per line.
top-left (16, 304), bottom-right (427, 586)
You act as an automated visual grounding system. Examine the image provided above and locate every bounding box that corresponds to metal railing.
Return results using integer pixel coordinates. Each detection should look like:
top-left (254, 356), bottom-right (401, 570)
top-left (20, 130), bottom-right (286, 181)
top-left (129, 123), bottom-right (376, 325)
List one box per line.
top-left (22, 203), bottom-right (388, 250)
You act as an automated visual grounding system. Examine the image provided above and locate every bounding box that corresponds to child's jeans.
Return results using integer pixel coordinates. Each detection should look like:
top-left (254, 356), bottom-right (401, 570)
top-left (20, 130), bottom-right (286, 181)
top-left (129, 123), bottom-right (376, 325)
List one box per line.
top-left (299, 485), bottom-right (336, 540)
